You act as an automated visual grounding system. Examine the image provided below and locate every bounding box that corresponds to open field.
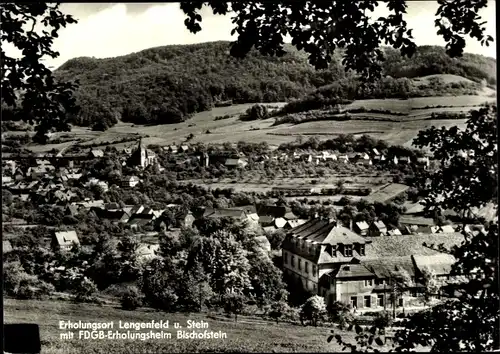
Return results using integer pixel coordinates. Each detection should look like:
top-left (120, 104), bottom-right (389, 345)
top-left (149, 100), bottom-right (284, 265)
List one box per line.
top-left (364, 183), bottom-right (410, 203)
top-left (16, 92), bottom-right (495, 153)
top-left (4, 298), bottom-right (362, 353)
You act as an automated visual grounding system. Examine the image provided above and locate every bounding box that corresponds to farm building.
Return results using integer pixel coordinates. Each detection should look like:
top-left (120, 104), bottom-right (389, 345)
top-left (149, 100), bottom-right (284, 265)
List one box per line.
top-left (121, 176), bottom-right (140, 188)
top-left (52, 230), bottom-right (80, 251)
top-left (89, 149), bottom-right (104, 158)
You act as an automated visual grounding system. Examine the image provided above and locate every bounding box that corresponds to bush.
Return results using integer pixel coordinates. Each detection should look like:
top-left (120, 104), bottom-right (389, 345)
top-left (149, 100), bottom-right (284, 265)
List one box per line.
top-left (121, 287), bottom-right (142, 311)
top-left (223, 293), bottom-right (246, 322)
top-left (74, 277), bottom-right (99, 303)
top-left (374, 310), bottom-right (393, 330)
top-left (300, 295), bottom-right (327, 326)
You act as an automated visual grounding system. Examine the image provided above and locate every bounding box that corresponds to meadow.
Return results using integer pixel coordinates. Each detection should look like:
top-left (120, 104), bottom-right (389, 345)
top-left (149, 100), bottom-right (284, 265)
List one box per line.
top-left (4, 298), bottom-right (360, 353)
top-left (18, 91), bottom-right (495, 153)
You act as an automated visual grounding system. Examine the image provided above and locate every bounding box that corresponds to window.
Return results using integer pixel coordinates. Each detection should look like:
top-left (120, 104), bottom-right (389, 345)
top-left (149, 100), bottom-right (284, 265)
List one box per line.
top-left (331, 245), bottom-right (337, 257)
top-left (398, 298), bottom-right (404, 307)
top-left (305, 262), bottom-right (309, 274)
top-left (298, 259), bottom-right (302, 271)
top-left (377, 294), bottom-right (384, 307)
top-left (350, 296), bottom-right (358, 308)
top-left (359, 244), bottom-right (365, 256)
top-left (291, 256), bottom-right (295, 268)
top-left (364, 279), bottom-right (373, 286)
top-left (284, 252), bottom-right (288, 264)
top-left (364, 295), bottom-right (371, 308)
top-left (312, 265), bottom-right (317, 276)
top-left (344, 244), bottom-right (353, 257)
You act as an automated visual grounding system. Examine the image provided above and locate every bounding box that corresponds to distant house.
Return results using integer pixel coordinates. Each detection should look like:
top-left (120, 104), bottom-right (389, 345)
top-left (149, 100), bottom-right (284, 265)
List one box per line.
top-left (90, 207), bottom-right (130, 223)
top-left (372, 148), bottom-right (380, 156)
top-left (386, 228), bottom-right (403, 236)
top-left (52, 230), bottom-right (80, 251)
top-left (338, 155), bottom-right (349, 163)
top-left (130, 205), bottom-right (145, 215)
top-left (2, 176), bottom-right (13, 186)
top-left (412, 254), bottom-right (456, 282)
top-left (368, 221), bottom-right (387, 236)
top-left (399, 216), bottom-right (435, 234)
top-left (65, 204), bottom-right (79, 217)
top-left (353, 221), bottom-right (370, 236)
top-left (430, 225), bottom-right (455, 234)
top-left (168, 145), bottom-right (178, 154)
top-left (180, 145), bottom-right (189, 153)
top-left (128, 213), bottom-right (155, 229)
top-left (373, 155), bottom-right (386, 164)
top-left (416, 157), bottom-right (430, 170)
top-left (399, 156), bottom-right (411, 164)
top-left (225, 157), bottom-right (248, 168)
top-left (284, 219), bottom-right (307, 229)
top-left (121, 176), bottom-right (140, 188)
top-left (105, 202), bottom-right (121, 210)
top-left (89, 149), bottom-right (104, 158)
top-left (137, 243), bottom-right (161, 261)
top-left (3, 240), bottom-right (13, 253)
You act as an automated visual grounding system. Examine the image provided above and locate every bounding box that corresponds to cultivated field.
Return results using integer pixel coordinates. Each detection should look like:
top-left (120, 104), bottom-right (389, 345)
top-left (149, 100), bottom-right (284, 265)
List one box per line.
top-left (4, 298), bottom-right (362, 353)
top-left (18, 91), bottom-right (495, 153)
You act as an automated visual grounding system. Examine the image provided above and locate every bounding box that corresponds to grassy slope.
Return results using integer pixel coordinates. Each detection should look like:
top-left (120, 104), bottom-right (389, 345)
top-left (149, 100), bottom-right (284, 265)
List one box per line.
top-left (21, 91), bottom-right (495, 153)
top-left (4, 298), bottom-right (356, 353)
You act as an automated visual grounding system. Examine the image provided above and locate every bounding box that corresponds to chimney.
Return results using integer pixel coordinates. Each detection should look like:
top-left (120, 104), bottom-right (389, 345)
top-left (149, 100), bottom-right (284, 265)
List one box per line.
top-left (349, 218), bottom-right (353, 230)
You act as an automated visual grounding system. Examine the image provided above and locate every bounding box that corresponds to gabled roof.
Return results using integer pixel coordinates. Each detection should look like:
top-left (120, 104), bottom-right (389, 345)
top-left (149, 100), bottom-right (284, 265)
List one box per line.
top-left (372, 220), bottom-right (387, 230)
top-left (399, 215), bottom-right (435, 226)
top-left (363, 256), bottom-right (416, 278)
top-left (256, 204), bottom-right (289, 218)
top-left (412, 254), bottom-right (456, 276)
top-left (90, 149), bottom-right (104, 157)
top-left (355, 221), bottom-right (369, 231)
top-left (3, 240), bottom-right (13, 253)
top-left (128, 214), bottom-right (155, 226)
top-left (336, 263), bottom-right (375, 278)
top-left (54, 230), bottom-right (80, 247)
top-left (203, 208), bottom-right (247, 219)
top-left (387, 228), bottom-right (403, 236)
top-left (286, 219), bottom-right (307, 229)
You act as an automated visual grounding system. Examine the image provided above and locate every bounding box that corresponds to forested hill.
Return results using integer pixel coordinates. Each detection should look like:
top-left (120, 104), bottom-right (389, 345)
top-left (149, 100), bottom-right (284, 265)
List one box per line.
top-left (54, 41), bottom-right (496, 130)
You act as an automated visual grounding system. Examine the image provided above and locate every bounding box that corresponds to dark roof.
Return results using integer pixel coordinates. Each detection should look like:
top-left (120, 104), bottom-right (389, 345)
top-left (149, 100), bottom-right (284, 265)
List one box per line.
top-left (288, 219), bottom-right (367, 244)
top-left (363, 256), bottom-right (416, 278)
top-left (203, 208), bottom-right (247, 219)
top-left (256, 204), bottom-right (289, 218)
top-left (128, 214), bottom-right (154, 226)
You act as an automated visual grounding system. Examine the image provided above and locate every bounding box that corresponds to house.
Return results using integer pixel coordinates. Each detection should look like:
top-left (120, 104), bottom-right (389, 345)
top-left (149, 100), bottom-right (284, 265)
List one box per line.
top-left (180, 145), bottom-right (189, 153)
top-left (127, 139), bottom-right (157, 169)
top-left (90, 207), bottom-right (130, 223)
top-left (282, 218), bottom-right (372, 302)
top-left (3, 240), bottom-right (13, 253)
top-left (372, 148), bottom-right (380, 156)
top-left (137, 243), bottom-right (161, 261)
top-left (416, 157), bottom-right (430, 169)
top-left (373, 155), bottom-right (386, 164)
top-left (353, 221), bottom-right (370, 236)
top-left (2, 176), bottom-right (13, 186)
top-left (52, 230), bottom-right (80, 251)
top-left (89, 149), bottom-right (104, 158)
top-left (368, 221), bottom-right (387, 236)
top-left (284, 219), bottom-right (307, 229)
top-left (399, 216), bottom-right (435, 234)
top-left (430, 225), bottom-right (455, 234)
top-left (168, 145), bottom-right (178, 154)
top-left (65, 204), bottom-right (79, 217)
top-left (338, 155), bottom-right (349, 163)
top-left (121, 176), bottom-right (140, 188)
top-left (225, 157), bottom-right (248, 168)
top-left (386, 228), bottom-right (403, 236)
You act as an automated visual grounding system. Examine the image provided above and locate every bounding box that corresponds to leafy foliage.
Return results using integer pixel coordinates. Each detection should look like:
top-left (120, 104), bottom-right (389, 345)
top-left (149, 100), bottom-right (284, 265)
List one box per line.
top-left (181, 1), bottom-right (493, 81)
top-left (1, 3), bottom-right (79, 142)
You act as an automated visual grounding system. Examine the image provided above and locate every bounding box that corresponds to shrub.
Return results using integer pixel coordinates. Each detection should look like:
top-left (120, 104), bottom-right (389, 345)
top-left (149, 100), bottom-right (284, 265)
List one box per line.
top-left (121, 287), bottom-right (142, 311)
top-left (223, 293), bottom-right (246, 322)
top-left (74, 277), bottom-right (99, 303)
top-left (374, 310), bottom-right (393, 331)
top-left (300, 295), bottom-right (327, 326)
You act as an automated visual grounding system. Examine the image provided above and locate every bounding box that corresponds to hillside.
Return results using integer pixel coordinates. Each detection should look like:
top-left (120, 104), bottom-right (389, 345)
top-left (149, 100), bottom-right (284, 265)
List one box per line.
top-left (53, 41), bottom-right (496, 130)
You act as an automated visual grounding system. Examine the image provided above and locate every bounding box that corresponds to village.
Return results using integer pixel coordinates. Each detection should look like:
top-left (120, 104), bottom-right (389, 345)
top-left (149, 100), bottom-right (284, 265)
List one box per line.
top-left (3, 134), bottom-right (490, 317)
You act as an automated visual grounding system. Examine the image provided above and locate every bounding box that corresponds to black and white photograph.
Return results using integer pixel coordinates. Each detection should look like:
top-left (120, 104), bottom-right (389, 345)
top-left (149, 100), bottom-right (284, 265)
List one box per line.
top-left (1, 1), bottom-right (498, 353)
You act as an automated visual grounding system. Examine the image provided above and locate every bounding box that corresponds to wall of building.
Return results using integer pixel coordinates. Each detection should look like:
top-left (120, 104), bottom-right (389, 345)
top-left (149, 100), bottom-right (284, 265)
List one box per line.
top-left (282, 250), bottom-right (319, 293)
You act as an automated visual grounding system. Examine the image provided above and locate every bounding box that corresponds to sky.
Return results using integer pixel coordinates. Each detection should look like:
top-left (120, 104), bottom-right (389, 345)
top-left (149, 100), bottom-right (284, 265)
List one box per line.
top-left (5, 2), bottom-right (498, 70)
